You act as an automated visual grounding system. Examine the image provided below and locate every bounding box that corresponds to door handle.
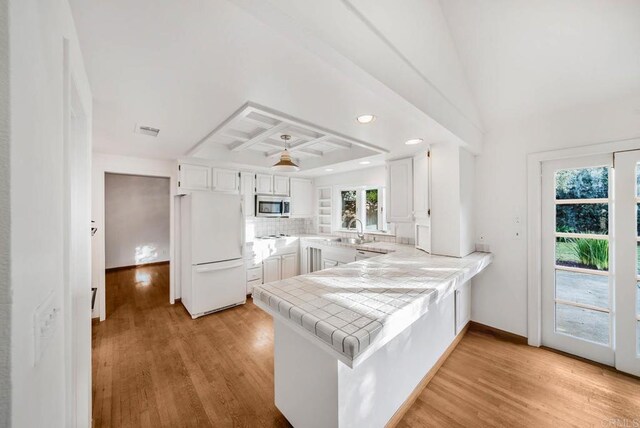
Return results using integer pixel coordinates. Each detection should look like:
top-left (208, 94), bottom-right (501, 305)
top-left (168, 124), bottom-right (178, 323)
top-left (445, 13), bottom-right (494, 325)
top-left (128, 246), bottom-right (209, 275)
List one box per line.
top-left (195, 259), bottom-right (244, 273)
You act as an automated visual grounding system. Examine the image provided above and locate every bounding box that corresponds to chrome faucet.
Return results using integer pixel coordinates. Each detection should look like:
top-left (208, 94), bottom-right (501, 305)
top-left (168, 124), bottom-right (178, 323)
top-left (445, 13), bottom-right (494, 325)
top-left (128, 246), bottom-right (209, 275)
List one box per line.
top-left (348, 218), bottom-right (365, 240)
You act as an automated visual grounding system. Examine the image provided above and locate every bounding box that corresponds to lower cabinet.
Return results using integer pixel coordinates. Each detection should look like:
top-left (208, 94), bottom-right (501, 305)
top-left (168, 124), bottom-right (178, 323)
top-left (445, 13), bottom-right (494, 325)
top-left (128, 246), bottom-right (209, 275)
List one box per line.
top-left (455, 281), bottom-right (471, 334)
top-left (246, 266), bottom-right (262, 295)
top-left (263, 256), bottom-right (282, 284)
top-left (281, 253), bottom-right (298, 279)
top-left (263, 252), bottom-right (299, 284)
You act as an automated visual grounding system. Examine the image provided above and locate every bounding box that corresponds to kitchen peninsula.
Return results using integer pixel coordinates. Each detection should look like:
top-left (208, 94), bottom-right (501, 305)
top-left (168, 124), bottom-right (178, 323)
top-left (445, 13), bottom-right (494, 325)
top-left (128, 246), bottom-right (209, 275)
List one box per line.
top-left (253, 240), bottom-right (492, 428)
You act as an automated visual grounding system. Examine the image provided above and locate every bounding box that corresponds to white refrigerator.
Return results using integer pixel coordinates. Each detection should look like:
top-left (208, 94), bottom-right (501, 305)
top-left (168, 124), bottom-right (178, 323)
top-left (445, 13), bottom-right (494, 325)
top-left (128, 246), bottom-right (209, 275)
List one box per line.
top-left (180, 191), bottom-right (246, 318)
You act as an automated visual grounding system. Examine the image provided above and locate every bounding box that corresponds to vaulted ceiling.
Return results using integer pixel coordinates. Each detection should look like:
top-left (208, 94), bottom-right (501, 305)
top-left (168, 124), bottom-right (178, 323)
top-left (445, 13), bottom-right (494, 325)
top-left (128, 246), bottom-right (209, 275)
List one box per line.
top-left (440, 0), bottom-right (640, 130)
top-left (70, 0), bottom-right (640, 172)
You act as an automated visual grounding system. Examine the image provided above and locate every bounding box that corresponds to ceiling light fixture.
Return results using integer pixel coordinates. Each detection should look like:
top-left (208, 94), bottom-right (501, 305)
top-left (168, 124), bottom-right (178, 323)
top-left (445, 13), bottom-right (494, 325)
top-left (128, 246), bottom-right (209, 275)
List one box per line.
top-left (405, 138), bottom-right (424, 145)
top-left (359, 161), bottom-right (371, 165)
top-left (356, 114), bottom-right (376, 124)
top-left (325, 168), bottom-right (334, 172)
top-left (271, 134), bottom-right (299, 172)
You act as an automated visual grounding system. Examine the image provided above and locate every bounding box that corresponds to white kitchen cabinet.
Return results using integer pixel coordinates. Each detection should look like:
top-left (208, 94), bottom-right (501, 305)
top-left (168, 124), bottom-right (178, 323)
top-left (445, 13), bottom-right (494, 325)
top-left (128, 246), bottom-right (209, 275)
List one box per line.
top-left (246, 266), bottom-right (263, 295)
top-left (290, 178), bottom-right (313, 217)
top-left (256, 174), bottom-right (274, 194)
top-left (413, 151), bottom-right (432, 253)
top-left (413, 151), bottom-right (430, 219)
top-left (212, 168), bottom-right (239, 193)
top-left (246, 279), bottom-right (261, 295)
top-left (263, 252), bottom-right (299, 283)
top-left (387, 157), bottom-right (413, 223)
top-left (300, 245), bottom-right (309, 274)
top-left (240, 172), bottom-right (255, 217)
top-left (178, 163), bottom-right (210, 193)
top-left (455, 281), bottom-right (471, 334)
top-left (263, 256), bottom-right (281, 284)
top-left (273, 175), bottom-right (290, 196)
top-left (281, 253), bottom-right (298, 279)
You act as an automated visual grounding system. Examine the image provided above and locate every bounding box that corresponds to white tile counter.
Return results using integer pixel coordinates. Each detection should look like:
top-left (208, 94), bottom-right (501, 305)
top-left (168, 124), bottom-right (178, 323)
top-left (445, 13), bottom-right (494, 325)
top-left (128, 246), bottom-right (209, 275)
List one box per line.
top-left (253, 243), bottom-right (492, 427)
top-left (252, 243), bottom-right (492, 366)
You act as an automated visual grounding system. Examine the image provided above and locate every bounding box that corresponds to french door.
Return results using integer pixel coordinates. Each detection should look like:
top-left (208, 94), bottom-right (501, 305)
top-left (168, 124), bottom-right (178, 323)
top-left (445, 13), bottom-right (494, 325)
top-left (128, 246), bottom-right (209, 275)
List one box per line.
top-left (542, 152), bottom-right (640, 376)
top-left (612, 150), bottom-right (640, 376)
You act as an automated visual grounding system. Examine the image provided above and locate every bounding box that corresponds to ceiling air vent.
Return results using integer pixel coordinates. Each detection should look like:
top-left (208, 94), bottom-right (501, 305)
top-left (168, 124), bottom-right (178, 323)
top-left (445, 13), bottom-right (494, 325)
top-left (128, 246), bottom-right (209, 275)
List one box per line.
top-left (135, 124), bottom-right (160, 137)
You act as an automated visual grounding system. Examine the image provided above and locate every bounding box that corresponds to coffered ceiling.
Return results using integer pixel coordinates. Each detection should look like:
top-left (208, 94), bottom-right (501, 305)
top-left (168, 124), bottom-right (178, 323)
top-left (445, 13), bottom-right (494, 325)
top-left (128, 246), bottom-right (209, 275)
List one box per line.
top-left (188, 102), bottom-right (386, 164)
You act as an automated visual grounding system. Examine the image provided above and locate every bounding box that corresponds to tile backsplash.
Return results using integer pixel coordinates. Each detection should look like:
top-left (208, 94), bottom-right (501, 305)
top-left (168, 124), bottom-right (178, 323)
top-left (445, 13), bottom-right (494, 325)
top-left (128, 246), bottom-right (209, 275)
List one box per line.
top-left (246, 217), bottom-right (314, 241)
top-left (245, 217), bottom-right (415, 245)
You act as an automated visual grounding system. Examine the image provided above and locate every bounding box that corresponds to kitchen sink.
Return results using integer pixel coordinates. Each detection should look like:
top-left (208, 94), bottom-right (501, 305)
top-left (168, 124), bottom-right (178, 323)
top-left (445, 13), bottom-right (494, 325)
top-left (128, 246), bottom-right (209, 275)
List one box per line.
top-left (336, 237), bottom-right (372, 245)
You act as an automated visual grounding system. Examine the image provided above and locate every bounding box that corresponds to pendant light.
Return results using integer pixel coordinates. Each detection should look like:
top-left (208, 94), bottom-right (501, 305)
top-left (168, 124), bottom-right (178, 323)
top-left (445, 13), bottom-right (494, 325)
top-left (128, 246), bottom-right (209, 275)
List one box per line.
top-left (272, 134), bottom-right (299, 172)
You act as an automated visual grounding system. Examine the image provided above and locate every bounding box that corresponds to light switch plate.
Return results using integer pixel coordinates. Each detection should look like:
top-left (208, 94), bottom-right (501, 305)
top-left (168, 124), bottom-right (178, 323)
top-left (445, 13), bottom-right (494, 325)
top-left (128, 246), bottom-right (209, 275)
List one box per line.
top-left (34, 292), bottom-right (60, 366)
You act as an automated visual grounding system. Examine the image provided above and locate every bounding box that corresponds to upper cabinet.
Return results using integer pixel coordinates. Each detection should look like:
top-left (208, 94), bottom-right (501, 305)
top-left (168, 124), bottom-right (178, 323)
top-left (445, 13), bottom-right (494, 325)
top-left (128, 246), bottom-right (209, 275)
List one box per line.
top-left (255, 174), bottom-right (290, 196)
top-left (273, 176), bottom-right (290, 196)
top-left (178, 164), bottom-right (211, 193)
top-left (177, 163), bottom-right (239, 195)
top-left (386, 158), bottom-right (413, 223)
top-left (413, 151), bottom-right (430, 219)
top-left (255, 173), bottom-right (274, 194)
top-left (290, 178), bottom-right (313, 218)
top-left (213, 168), bottom-right (240, 193)
top-left (240, 172), bottom-right (255, 217)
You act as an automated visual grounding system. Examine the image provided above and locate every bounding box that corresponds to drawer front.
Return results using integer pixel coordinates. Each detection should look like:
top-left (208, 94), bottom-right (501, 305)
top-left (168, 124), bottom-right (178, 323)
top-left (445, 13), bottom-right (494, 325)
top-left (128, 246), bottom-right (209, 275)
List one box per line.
top-left (246, 278), bottom-right (262, 295)
top-left (246, 266), bottom-right (263, 281)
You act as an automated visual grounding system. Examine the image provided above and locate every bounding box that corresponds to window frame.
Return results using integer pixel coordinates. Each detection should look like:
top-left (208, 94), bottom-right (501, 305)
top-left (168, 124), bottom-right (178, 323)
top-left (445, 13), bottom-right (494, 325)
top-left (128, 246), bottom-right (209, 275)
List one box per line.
top-left (336, 185), bottom-right (387, 233)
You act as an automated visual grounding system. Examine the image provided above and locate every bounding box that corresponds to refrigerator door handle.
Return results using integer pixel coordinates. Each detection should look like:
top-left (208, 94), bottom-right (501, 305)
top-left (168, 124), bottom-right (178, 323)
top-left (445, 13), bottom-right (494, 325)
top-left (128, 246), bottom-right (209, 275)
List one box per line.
top-left (240, 201), bottom-right (245, 256)
top-left (195, 259), bottom-right (244, 273)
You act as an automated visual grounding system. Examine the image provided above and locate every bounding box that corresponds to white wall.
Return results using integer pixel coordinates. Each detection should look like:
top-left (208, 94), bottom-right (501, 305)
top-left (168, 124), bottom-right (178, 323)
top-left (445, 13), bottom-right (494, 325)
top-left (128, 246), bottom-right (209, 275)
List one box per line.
top-left (105, 174), bottom-right (170, 269)
top-left (314, 165), bottom-right (385, 189)
top-left (0, 0), bottom-right (10, 424)
top-left (473, 94), bottom-right (640, 337)
top-left (92, 153), bottom-right (177, 320)
top-left (8, 0), bottom-right (93, 426)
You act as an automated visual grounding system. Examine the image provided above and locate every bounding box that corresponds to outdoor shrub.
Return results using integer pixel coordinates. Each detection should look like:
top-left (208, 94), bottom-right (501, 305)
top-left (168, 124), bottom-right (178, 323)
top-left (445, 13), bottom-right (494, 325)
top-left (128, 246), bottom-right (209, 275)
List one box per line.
top-left (570, 238), bottom-right (609, 270)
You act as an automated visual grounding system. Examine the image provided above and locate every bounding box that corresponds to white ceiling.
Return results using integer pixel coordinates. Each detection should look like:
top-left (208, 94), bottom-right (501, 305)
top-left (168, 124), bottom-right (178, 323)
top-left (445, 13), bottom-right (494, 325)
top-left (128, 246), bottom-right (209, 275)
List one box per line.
top-left (69, 0), bottom-right (453, 170)
top-left (188, 102), bottom-right (387, 168)
top-left (70, 0), bottom-right (640, 170)
top-left (439, 0), bottom-right (640, 130)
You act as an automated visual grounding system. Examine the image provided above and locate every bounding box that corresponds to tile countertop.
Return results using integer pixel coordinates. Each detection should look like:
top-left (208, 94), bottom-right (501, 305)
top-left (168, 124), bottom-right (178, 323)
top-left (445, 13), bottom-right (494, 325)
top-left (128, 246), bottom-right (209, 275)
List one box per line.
top-left (252, 242), bottom-right (493, 367)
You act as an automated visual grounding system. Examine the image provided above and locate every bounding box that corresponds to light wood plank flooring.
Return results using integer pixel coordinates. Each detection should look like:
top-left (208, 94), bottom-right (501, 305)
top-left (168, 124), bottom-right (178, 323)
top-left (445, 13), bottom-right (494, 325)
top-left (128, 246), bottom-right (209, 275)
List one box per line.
top-left (93, 264), bottom-right (640, 427)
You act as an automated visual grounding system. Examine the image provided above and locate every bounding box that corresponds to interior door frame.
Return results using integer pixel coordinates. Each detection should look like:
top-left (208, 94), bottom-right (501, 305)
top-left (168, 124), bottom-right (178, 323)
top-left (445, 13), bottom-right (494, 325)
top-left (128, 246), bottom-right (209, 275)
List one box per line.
top-left (63, 37), bottom-right (93, 428)
top-left (527, 137), bottom-right (640, 347)
top-left (96, 170), bottom-right (175, 320)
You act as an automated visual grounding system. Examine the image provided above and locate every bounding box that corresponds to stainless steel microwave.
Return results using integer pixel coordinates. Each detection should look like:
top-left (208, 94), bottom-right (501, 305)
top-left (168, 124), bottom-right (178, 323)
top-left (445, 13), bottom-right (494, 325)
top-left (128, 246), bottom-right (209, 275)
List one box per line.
top-left (255, 195), bottom-right (290, 217)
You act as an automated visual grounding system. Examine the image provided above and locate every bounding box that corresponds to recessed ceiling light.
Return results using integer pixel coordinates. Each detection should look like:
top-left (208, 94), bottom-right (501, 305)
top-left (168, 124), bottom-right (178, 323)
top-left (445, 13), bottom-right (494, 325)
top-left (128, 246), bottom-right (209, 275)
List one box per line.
top-left (405, 138), bottom-right (423, 145)
top-left (356, 114), bottom-right (376, 124)
top-left (325, 168), bottom-right (334, 172)
top-left (359, 161), bottom-right (371, 165)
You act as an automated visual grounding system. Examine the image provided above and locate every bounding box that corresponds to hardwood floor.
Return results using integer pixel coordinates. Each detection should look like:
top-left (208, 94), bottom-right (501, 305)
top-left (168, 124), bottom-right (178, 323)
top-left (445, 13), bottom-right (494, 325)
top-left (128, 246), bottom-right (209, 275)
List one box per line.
top-left (93, 264), bottom-right (289, 427)
top-left (93, 264), bottom-right (640, 427)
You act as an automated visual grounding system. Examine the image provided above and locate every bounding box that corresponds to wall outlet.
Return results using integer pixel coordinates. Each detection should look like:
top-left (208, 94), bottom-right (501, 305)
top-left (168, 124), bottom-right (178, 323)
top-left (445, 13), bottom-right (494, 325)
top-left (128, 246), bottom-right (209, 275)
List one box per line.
top-left (34, 292), bottom-right (60, 366)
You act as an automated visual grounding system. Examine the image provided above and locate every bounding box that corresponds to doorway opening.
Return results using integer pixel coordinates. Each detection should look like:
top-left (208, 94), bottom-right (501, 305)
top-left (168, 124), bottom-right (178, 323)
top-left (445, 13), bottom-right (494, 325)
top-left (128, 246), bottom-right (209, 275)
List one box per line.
top-left (103, 173), bottom-right (171, 317)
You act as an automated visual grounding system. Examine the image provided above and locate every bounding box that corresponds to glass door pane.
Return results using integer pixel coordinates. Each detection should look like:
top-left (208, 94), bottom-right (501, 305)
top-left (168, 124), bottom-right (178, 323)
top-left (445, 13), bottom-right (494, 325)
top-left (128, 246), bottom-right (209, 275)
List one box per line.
top-left (541, 154), bottom-right (614, 366)
top-left (554, 166), bottom-right (610, 345)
